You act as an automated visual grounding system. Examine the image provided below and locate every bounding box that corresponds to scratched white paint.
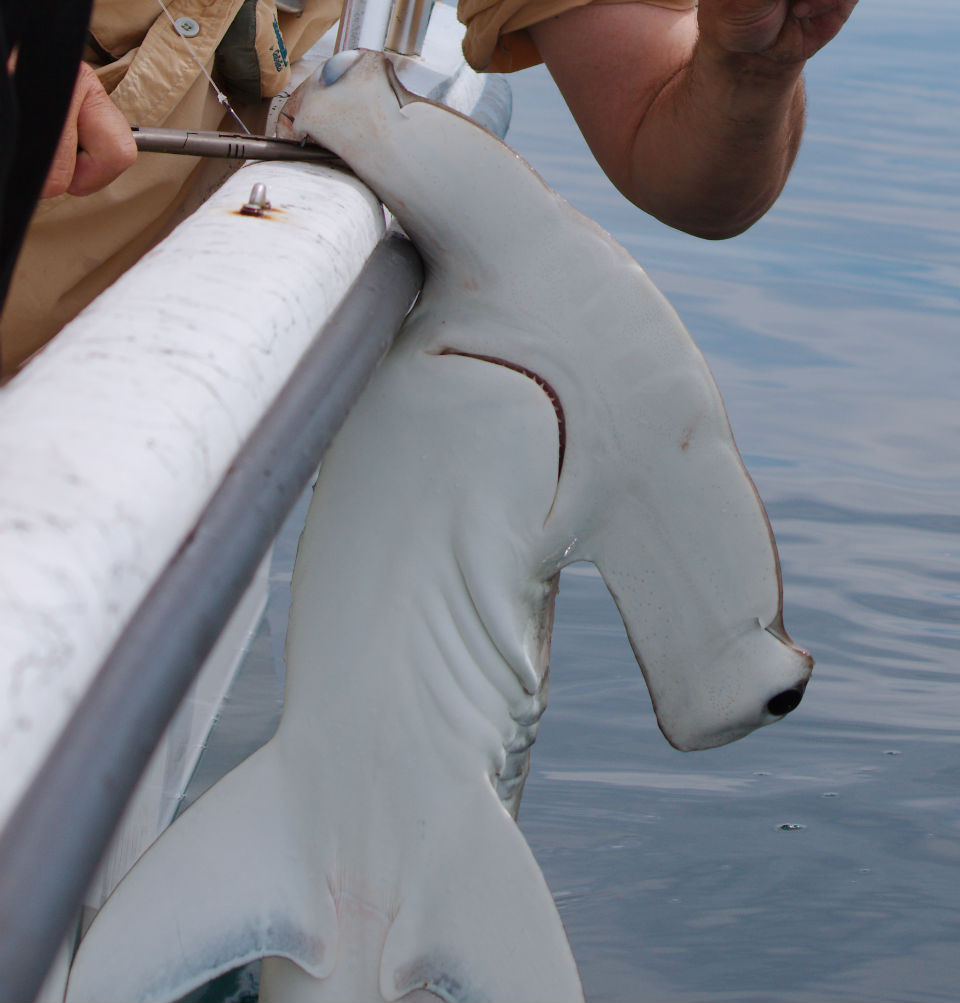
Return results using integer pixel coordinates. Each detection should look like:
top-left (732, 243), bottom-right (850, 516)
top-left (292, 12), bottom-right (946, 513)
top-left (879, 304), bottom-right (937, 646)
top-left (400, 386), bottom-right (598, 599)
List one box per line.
top-left (83, 555), bottom-right (271, 912)
top-left (0, 160), bottom-right (385, 832)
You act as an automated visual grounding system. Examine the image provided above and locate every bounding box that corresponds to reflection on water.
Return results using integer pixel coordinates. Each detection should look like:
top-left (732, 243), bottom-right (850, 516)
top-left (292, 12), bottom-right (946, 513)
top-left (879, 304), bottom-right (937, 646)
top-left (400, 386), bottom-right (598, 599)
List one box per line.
top-left (505, 1), bottom-right (960, 999)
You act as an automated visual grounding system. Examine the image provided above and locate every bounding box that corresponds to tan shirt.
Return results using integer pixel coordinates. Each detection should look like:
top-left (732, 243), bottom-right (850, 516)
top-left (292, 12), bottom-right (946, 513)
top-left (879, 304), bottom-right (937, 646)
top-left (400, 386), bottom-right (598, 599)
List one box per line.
top-left (460, 0), bottom-right (694, 73)
top-left (0, 0), bottom-right (693, 374)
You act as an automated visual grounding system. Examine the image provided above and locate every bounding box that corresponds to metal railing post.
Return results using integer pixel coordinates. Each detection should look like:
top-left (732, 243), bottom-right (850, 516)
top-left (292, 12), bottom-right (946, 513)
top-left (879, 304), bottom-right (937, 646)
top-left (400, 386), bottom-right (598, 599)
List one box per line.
top-left (335, 0), bottom-right (435, 59)
top-left (385, 0), bottom-right (435, 57)
top-left (334, 0), bottom-right (395, 53)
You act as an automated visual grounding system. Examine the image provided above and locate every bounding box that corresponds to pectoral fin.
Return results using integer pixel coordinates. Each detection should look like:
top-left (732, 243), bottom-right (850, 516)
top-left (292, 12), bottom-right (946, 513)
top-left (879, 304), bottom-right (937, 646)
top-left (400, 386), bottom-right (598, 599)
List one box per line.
top-left (65, 745), bottom-right (337, 1003)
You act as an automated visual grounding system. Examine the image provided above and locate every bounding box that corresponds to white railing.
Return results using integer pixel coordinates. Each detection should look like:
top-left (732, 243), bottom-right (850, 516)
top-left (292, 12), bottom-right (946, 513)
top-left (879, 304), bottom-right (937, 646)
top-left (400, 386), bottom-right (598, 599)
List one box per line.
top-left (0, 11), bottom-right (510, 996)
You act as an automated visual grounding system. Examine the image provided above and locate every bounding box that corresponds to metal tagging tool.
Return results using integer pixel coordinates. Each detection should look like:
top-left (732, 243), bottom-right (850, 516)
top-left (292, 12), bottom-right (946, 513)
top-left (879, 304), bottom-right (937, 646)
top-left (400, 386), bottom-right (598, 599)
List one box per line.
top-left (132, 126), bottom-right (343, 165)
top-left (136, 0), bottom-right (437, 162)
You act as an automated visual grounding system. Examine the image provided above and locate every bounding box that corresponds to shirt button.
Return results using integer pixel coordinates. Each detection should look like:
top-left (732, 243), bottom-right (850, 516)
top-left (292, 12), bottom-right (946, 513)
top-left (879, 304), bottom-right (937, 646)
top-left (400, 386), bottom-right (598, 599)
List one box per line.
top-left (173, 17), bottom-right (200, 38)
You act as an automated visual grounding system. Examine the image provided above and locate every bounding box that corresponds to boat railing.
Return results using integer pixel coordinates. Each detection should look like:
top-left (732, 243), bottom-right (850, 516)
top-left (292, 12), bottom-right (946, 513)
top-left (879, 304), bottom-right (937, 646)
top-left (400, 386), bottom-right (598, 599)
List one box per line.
top-left (0, 233), bottom-right (423, 1003)
top-left (0, 14), bottom-right (510, 999)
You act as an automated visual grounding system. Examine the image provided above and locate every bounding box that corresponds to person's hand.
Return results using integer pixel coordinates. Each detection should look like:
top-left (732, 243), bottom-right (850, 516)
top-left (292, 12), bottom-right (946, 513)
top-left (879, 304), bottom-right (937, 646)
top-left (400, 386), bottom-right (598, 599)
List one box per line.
top-left (40, 62), bottom-right (137, 199)
top-left (697, 0), bottom-right (858, 69)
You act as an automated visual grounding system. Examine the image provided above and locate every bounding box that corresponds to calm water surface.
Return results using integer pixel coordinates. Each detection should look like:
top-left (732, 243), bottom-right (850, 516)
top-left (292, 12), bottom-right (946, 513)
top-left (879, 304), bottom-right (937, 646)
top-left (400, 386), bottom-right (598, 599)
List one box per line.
top-left (502, 2), bottom-right (960, 1000)
top-left (197, 3), bottom-right (960, 999)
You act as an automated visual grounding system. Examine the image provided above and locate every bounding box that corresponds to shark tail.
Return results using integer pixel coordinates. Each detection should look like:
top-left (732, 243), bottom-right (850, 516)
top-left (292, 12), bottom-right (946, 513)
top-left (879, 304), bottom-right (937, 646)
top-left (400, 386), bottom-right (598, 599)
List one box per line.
top-left (65, 754), bottom-right (581, 1002)
top-left (64, 744), bottom-right (337, 1003)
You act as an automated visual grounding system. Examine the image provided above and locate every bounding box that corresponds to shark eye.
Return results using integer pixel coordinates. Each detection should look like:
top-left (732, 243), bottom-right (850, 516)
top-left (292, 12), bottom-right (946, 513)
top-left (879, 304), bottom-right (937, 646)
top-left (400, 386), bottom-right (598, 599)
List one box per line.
top-left (767, 686), bottom-right (805, 717)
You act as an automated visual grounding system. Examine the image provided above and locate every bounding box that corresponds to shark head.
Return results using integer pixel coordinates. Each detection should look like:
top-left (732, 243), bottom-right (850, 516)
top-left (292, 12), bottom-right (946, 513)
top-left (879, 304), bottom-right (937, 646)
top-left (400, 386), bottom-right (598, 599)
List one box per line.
top-left (286, 50), bottom-right (812, 751)
top-left (530, 296), bottom-right (814, 752)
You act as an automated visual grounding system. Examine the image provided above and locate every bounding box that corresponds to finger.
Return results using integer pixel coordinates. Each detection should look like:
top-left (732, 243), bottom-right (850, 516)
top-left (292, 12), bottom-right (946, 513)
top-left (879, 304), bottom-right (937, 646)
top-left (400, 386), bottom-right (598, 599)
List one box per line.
top-left (789, 0), bottom-right (858, 56)
top-left (39, 126), bottom-right (80, 199)
top-left (67, 68), bottom-right (137, 197)
top-left (39, 69), bottom-right (85, 199)
top-left (792, 0), bottom-right (857, 18)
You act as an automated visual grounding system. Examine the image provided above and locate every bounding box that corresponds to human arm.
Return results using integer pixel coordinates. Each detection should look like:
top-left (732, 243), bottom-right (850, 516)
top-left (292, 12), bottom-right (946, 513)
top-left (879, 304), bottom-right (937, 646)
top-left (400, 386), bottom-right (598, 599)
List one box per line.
top-left (528, 0), bottom-right (858, 238)
top-left (40, 61), bottom-right (137, 199)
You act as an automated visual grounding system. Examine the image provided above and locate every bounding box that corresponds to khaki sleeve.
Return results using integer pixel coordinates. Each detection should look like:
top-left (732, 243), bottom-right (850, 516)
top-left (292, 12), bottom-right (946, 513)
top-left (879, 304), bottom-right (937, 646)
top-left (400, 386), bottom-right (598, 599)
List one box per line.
top-left (459, 0), bottom-right (695, 73)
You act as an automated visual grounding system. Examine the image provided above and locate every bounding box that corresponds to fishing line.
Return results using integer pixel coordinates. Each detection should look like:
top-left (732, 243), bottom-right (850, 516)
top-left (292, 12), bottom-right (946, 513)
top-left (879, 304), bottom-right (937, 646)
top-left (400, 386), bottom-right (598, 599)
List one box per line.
top-left (153, 0), bottom-right (251, 134)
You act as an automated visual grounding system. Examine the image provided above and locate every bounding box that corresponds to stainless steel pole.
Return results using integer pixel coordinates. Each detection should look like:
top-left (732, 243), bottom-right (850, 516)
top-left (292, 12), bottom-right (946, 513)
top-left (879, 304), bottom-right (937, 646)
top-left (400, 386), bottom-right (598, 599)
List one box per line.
top-left (334, 0), bottom-right (395, 53)
top-left (385, 0), bottom-right (435, 57)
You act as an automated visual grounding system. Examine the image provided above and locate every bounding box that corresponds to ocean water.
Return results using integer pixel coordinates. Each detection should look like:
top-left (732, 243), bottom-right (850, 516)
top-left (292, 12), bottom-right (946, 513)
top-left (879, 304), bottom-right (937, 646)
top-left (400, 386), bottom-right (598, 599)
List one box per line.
top-left (190, 3), bottom-right (960, 1000)
top-left (503, 2), bottom-right (960, 1000)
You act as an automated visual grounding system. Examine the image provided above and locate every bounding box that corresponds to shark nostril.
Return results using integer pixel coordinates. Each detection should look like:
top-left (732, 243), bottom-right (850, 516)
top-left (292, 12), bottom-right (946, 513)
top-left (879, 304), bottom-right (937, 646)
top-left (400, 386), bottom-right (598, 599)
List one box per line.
top-left (767, 686), bottom-right (805, 717)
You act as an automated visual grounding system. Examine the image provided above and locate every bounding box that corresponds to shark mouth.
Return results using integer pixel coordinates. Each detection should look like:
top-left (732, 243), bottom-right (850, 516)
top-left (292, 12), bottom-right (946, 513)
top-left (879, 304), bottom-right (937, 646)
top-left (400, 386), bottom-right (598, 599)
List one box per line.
top-left (438, 349), bottom-right (566, 480)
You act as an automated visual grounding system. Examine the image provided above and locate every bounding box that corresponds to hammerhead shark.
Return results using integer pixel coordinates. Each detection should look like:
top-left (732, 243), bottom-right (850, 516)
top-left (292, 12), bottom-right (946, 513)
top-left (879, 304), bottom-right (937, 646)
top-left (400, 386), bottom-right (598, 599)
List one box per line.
top-left (65, 51), bottom-right (812, 1003)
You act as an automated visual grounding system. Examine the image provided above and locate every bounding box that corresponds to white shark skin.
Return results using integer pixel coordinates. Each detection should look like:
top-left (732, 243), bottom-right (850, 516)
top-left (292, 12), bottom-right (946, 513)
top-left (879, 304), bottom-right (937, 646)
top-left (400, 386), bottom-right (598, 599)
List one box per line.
top-left (65, 52), bottom-right (812, 1003)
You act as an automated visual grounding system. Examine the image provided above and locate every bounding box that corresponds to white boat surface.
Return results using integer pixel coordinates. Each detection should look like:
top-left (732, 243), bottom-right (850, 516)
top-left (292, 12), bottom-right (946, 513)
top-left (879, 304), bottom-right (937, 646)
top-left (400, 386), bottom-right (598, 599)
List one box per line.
top-left (0, 8), bottom-right (510, 998)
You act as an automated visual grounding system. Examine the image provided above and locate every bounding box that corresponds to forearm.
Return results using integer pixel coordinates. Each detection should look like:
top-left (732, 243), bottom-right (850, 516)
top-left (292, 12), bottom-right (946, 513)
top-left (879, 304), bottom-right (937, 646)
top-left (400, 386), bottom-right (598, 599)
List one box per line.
top-left (530, 1), bottom-right (856, 239)
top-left (626, 44), bottom-right (806, 238)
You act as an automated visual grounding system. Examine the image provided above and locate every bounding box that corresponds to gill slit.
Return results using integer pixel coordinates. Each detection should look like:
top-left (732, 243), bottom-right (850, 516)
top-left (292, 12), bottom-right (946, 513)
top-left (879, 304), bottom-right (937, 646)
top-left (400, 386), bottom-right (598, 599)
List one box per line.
top-left (437, 349), bottom-right (566, 482)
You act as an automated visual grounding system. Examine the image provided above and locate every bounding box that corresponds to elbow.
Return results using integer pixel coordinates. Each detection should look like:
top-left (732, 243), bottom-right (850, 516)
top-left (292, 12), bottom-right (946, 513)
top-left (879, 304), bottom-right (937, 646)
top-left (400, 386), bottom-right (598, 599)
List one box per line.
top-left (615, 147), bottom-right (797, 240)
top-left (678, 214), bottom-right (763, 240)
top-left (640, 203), bottom-right (768, 241)
top-left (631, 184), bottom-right (783, 240)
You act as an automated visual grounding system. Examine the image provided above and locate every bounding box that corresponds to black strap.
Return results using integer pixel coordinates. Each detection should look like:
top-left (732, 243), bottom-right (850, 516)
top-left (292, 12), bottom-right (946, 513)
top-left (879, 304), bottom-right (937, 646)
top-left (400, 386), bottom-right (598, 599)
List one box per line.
top-left (215, 0), bottom-right (262, 104)
top-left (0, 0), bottom-right (94, 322)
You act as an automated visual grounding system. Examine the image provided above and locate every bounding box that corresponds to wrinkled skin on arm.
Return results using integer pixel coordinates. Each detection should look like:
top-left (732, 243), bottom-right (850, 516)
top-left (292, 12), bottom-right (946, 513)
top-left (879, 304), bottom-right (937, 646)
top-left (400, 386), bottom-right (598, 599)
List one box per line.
top-left (530, 0), bottom-right (858, 237)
